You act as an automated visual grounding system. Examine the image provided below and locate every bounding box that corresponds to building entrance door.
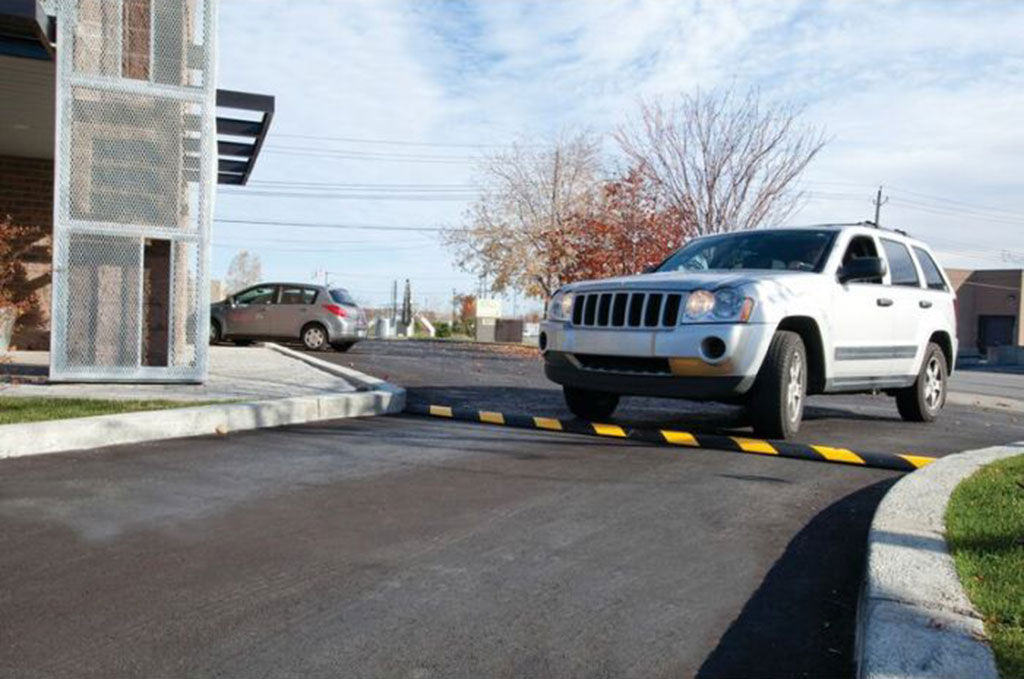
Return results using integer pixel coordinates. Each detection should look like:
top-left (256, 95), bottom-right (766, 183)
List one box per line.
top-left (978, 315), bottom-right (1016, 352)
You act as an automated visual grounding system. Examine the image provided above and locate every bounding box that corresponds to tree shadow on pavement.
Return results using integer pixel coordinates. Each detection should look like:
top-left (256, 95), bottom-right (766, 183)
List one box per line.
top-left (695, 478), bottom-right (897, 679)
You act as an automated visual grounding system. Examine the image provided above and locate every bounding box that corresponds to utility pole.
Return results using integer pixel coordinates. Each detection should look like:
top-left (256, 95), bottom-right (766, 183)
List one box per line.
top-left (390, 280), bottom-right (397, 322)
top-left (451, 288), bottom-right (457, 326)
top-left (873, 185), bottom-right (888, 227)
top-left (401, 279), bottom-right (412, 331)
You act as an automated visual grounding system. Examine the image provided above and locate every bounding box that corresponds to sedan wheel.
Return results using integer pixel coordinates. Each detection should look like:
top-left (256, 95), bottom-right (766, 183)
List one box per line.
top-left (302, 325), bottom-right (327, 351)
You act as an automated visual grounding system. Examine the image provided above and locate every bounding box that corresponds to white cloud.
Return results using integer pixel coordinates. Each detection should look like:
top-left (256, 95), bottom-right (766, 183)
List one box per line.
top-left (215, 0), bottom-right (1024, 306)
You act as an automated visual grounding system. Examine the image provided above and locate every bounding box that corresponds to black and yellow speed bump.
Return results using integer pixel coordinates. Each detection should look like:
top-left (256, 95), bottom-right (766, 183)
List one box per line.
top-left (405, 403), bottom-right (936, 472)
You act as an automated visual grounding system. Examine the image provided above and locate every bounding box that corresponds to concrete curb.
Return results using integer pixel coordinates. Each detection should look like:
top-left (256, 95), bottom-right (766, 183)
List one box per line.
top-left (947, 390), bottom-right (1024, 414)
top-left (856, 441), bottom-right (1024, 679)
top-left (262, 342), bottom-right (404, 399)
top-left (0, 348), bottom-right (405, 459)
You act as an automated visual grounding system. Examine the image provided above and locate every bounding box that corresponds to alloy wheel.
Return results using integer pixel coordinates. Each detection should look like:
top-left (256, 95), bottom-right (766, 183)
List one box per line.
top-left (923, 355), bottom-right (943, 411)
top-left (786, 351), bottom-right (804, 424)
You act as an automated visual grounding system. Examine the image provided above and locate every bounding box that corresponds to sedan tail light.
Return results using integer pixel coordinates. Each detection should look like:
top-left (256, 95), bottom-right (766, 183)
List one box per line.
top-left (323, 303), bottom-right (347, 318)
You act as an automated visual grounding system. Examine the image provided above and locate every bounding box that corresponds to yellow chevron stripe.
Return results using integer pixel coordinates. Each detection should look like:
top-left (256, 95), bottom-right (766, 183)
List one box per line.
top-left (899, 454), bottom-right (937, 469)
top-left (479, 411), bottom-right (505, 425)
top-left (812, 445), bottom-right (865, 465)
top-left (592, 423), bottom-right (627, 437)
top-left (429, 405), bottom-right (453, 417)
top-left (661, 430), bottom-right (699, 446)
top-left (731, 437), bottom-right (778, 455)
top-left (533, 417), bottom-right (563, 431)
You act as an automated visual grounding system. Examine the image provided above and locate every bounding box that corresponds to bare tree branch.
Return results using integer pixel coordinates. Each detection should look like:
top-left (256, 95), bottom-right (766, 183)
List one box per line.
top-left (615, 88), bottom-right (828, 236)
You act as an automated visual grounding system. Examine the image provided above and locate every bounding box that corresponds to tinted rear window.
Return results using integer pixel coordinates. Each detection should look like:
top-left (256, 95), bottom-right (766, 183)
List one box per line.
top-left (912, 247), bottom-right (948, 291)
top-left (329, 289), bottom-right (357, 306)
top-left (881, 239), bottom-right (920, 287)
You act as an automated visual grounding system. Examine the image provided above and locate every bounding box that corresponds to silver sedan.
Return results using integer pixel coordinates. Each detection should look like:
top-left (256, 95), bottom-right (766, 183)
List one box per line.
top-left (210, 283), bottom-right (367, 351)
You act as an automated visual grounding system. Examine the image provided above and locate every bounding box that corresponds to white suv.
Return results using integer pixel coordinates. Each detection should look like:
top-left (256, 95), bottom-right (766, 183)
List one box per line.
top-left (539, 224), bottom-right (957, 439)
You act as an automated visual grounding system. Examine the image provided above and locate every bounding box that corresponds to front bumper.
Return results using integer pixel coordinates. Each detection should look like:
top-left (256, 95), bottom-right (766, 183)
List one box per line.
top-left (539, 320), bottom-right (774, 400)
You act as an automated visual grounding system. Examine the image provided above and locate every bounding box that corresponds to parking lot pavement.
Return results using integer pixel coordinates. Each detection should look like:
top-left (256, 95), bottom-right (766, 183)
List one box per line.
top-left (320, 340), bottom-right (1024, 457)
top-left (1, 413), bottom-right (894, 679)
top-left (3, 340), bottom-right (1021, 678)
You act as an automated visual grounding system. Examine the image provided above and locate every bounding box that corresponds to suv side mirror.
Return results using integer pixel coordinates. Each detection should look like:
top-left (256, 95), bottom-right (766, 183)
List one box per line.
top-left (642, 265), bottom-right (658, 274)
top-left (838, 256), bottom-right (887, 284)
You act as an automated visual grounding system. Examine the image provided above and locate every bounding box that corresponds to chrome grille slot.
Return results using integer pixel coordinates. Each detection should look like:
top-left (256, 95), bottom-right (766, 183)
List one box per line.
top-left (571, 291), bottom-right (682, 329)
top-left (612, 293), bottom-right (628, 326)
top-left (644, 293), bottom-right (663, 327)
top-left (597, 293), bottom-right (612, 326)
top-left (584, 295), bottom-right (598, 325)
top-left (663, 293), bottom-right (682, 326)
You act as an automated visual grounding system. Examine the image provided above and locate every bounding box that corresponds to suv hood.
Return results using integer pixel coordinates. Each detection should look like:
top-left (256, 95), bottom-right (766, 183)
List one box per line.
top-left (566, 270), bottom-right (815, 293)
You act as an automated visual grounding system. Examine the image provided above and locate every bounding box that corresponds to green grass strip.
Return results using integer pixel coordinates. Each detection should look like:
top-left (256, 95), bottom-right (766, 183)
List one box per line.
top-left (0, 396), bottom-right (232, 425)
top-left (947, 454), bottom-right (1024, 679)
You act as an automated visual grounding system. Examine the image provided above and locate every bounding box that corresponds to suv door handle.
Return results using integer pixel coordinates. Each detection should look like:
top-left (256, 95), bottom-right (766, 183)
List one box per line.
top-left (877, 298), bottom-right (894, 307)
top-left (919, 300), bottom-right (933, 309)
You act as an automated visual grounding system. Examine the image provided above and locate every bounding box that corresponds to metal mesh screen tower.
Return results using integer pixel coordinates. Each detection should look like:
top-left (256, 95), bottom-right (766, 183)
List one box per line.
top-left (50, 0), bottom-right (217, 382)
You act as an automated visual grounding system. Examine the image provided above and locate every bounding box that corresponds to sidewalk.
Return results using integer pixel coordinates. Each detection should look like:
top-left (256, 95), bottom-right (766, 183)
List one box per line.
top-left (949, 366), bottom-right (1024, 412)
top-left (1, 345), bottom-right (355, 401)
top-left (0, 344), bottom-right (404, 458)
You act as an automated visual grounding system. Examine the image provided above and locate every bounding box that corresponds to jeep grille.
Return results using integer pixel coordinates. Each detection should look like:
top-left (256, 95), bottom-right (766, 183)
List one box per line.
top-left (571, 292), bottom-right (682, 329)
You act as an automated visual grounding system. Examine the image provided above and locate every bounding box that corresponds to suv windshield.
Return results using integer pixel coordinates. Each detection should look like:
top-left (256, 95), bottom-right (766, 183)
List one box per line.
top-left (657, 229), bottom-right (837, 273)
top-left (329, 289), bottom-right (357, 306)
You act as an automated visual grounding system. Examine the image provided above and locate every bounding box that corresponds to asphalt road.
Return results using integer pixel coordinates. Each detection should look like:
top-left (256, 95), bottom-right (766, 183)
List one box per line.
top-left (330, 339), bottom-right (1024, 457)
top-left (2, 340), bottom-right (1022, 679)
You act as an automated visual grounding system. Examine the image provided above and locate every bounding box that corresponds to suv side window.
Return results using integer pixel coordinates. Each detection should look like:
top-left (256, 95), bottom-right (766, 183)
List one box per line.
top-left (279, 286), bottom-right (317, 305)
top-left (234, 285), bottom-right (277, 305)
top-left (881, 239), bottom-right (920, 287)
top-left (841, 235), bottom-right (882, 284)
top-left (912, 247), bottom-right (948, 291)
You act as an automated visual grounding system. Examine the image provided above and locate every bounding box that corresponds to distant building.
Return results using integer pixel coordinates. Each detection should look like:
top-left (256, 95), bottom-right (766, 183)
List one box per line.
top-left (1, 0), bottom-right (273, 382)
top-left (947, 269), bottom-right (1023, 356)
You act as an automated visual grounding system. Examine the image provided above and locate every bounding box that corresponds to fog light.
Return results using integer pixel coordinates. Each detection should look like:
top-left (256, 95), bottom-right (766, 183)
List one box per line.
top-left (701, 336), bottom-right (726, 360)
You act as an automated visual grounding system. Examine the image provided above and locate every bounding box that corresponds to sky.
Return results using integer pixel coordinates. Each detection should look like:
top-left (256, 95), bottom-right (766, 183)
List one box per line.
top-left (214, 0), bottom-right (1024, 312)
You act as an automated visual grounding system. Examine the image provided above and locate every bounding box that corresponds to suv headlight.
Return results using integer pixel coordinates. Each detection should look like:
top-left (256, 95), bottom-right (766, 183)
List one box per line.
top-left (683, 288), bottom-right (755, 323)
top-left (549, 290), bottom-right (574, 321)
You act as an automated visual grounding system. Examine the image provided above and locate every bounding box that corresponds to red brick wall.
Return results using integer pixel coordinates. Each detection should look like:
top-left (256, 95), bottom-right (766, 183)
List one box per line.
top-left (0, 155), bottom-right (53, 350)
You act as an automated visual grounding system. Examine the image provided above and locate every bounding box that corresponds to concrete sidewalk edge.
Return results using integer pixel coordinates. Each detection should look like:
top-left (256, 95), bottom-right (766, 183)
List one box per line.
top-left (856, 441), bottom-right (1024, 679)
top-left (0, 349), bottom-right (406, 459)
top-left (263, 342), bottom-right (404, 398)
top-left (946, 390), bottom-right (1024, 413)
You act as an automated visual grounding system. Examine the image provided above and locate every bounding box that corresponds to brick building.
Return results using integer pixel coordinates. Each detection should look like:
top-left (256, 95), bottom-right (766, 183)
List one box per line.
top-left (947, 268), bottom-right (1023, 357)
top-left (1, 0), bottom-right (272, 381)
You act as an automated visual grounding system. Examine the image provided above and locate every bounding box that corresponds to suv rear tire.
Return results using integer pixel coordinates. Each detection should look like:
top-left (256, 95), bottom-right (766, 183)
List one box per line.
top-left (896, 342), bottom-right (946, 422)
top-left (563, 386), bottom-right (620, 421)
top-left (209, 319), bottom-right (221, 345)
top-left (748, 330), bottom-right (807, 440)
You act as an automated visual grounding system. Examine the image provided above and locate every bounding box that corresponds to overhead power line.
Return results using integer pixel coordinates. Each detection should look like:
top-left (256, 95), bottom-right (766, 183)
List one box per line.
top-left (219, 189), bottom-right (478, 201)
top-left (214, 217), bottom-right (445, 232)
top-left (271, 132), bottom-right (540, 149)
top-left (249, 180), bottom-right (481, 191)
top-left (261, 145), bottom-right (480, 164)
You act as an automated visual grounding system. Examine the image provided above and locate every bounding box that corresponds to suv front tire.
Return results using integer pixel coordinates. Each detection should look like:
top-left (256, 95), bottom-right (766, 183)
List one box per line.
top-left (748, 331), bottom-right (807, 439)
top-left (563, 386), bottom-right (620, 421)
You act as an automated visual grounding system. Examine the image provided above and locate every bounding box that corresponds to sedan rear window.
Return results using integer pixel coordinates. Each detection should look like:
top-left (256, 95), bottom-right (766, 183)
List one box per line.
top-left (329, 289), bottom-right (357, 306)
